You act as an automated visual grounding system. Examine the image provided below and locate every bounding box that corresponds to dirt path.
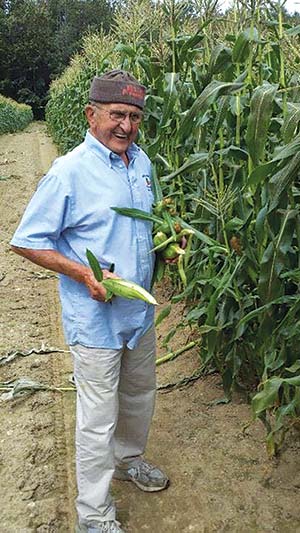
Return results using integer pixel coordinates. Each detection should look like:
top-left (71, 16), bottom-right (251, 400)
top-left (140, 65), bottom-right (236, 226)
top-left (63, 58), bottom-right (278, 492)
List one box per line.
top-left (1, 123), bottom-right (300, 533)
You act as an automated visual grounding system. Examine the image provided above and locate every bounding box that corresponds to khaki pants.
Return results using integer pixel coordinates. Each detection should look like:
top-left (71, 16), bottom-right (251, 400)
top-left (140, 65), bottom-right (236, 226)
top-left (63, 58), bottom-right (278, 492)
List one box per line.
top-left (70, 326), bottom-right (156, 526)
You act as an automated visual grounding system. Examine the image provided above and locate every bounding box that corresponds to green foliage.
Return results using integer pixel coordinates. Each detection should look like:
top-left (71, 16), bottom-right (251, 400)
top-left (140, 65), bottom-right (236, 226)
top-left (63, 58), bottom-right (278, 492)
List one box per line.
top-left (46, 0), bottom-right (300, 454)
top-left (0, 0), bottom-right (114, 117)
top-left (0, 95), bottom-right (33, 134)
top-left (45, 32), bottom-right (120, 153)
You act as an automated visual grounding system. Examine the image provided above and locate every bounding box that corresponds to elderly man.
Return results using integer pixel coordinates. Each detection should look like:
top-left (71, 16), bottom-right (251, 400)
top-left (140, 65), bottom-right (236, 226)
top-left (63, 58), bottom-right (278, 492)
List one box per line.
top-left (11, 70), bottom-right (169, 533)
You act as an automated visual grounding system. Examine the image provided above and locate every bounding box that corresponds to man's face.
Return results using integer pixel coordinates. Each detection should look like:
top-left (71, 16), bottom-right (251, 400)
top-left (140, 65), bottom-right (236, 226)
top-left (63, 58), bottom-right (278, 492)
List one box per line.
top-left (85, 102), bottom-right (142, 158)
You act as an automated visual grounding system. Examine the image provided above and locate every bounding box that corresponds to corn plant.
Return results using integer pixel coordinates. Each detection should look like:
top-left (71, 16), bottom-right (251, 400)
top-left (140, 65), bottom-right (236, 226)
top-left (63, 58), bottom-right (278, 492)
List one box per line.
top-left (0, 95), bottom-right (33, 134)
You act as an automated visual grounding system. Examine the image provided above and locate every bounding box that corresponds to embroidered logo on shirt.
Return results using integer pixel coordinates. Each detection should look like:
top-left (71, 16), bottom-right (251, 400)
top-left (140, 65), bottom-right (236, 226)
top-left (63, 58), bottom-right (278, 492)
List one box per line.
top-left (143, 174), bottom-right (152, 191)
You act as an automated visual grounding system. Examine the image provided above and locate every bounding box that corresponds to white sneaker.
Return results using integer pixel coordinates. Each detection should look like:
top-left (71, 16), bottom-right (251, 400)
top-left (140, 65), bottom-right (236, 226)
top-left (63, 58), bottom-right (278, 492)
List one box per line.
top-left (75, 520), bottom-right (125, 533)
top-left (114, 458), bottom-right (169, 492)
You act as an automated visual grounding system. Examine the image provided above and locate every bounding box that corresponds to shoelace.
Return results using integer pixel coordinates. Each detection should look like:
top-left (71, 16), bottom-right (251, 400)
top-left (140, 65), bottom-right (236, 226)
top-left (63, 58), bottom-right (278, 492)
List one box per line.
top-left (128, 461), bottom-right (156, 480)
top-left (104, 520), bottom-right (122, 532)
top-left (137, 461), bottom-right (155, 474)
top-left (88, 521), bottom-right (122, 533)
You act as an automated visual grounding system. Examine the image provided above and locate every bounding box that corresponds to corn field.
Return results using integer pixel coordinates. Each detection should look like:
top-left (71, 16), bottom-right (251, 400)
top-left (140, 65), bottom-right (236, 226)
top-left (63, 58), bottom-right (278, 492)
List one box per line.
top-left (46, 0), bottom-right (300, 454)
top-left (0, 95), bottom-right (33, 134)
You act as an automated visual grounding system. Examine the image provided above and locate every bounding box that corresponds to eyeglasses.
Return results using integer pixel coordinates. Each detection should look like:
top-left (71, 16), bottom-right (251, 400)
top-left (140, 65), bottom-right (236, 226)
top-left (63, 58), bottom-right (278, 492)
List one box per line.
top-left (93, 104), bottom-right (143, 124)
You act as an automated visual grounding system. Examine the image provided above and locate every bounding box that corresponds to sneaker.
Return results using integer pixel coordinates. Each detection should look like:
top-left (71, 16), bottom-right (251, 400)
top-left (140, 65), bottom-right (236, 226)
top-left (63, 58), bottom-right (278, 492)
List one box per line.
top-left (75, 520), bottom-right (125, 533)
top-left (114, 459), bottom-right (169, 492)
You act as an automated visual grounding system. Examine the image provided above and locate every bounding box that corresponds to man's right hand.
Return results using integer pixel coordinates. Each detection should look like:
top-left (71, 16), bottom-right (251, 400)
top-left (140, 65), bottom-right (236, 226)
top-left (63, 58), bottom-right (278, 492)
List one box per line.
top-left (83, 268), bottom-right (118, 302)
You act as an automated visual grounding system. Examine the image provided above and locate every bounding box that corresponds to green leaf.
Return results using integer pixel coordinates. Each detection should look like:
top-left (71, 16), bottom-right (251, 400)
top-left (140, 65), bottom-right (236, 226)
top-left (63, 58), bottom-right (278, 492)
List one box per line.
top-left (208, 44), bottom-right (232, 75)
top-left (268, 152), bottom-right (300, 212)
top-left (86, 249), bottom-right (103, 282)
top-left (285, 360), bottom-right (300, 373)
top-left (162, 326), bottom-right (178, 347)
top-left (245, 83), bottom-right (278, 167)
top-left (255, 206), bottom-right (268, 245)
top-left (235, 295), bottom-right (300, 338)
top-left (180, 80), bottom-right (243, 140)
top-left (252, 377), bottom-right (283, 416)
top-left (258, 210), bottom-right (296, 303)
top-left (114, 43), bottom-right (136, 57)
top-left (232, 27), bottom-right (259, 63)
top-left (210, 95), bottom-right (230, 152)
top-left (111, 207), bottom-right (163, 225)
top-left (155, 304), bottom-right (172, 327)
top-left (285, 24), bottom-right (300, 36)
top-left (151, 165), bottom-right (163, 204)
top-left (284, 376), bottom-right (300, 387)
top-left (162, 152), bottom-right (209, 182)
top-left (217, 145), bottom-right (249, 161)
top-left (248, 132), bottom-right (300, 187)
top-left (281, 102), bottom-right (300, 144)
top-left (176, 218), bottom-right (222, 247)
top-left (225, 217), bottom-right (244, 231)
top-left (160, 72), bottom-right (179, 128)
top-left (248, 160), bottom-right (278, 187)
top-left (272, 133), bottom-right (300, 160)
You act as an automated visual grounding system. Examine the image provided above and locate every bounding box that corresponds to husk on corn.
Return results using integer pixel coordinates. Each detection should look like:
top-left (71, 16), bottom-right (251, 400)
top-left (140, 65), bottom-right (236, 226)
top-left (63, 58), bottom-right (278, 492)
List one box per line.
top-left (86, 249), bottom-right (158, 305)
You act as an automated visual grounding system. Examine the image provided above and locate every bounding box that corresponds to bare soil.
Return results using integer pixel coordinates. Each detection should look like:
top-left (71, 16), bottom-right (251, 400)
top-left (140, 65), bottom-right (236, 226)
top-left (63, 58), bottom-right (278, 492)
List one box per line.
top-left (1, 123), bottom-right (300, 533)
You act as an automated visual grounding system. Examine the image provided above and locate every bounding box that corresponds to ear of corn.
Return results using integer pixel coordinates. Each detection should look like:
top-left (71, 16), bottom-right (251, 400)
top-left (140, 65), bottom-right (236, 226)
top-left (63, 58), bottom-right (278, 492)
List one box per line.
top-left (162, 243), bottom-right (185, 260)
top-left (102, 278), bottom-right (158, 305)
top-left (86, 249), bottom-right (157, 305)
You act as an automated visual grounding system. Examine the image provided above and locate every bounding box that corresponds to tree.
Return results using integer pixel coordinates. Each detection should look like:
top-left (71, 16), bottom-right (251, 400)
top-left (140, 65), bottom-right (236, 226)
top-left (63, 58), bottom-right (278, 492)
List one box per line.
top-left (0, 0), bottom-right (114, 117)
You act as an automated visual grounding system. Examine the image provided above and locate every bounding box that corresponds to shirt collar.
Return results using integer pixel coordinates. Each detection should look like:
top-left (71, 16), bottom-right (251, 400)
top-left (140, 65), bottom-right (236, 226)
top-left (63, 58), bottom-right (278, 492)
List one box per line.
top-left (84, 130), bottom-right (140, 168)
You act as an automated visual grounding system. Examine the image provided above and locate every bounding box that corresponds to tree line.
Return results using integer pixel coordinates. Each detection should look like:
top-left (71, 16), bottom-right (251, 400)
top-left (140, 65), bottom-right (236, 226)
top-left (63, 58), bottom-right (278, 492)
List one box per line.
top-left (0, 0), bottom-right (114, 117)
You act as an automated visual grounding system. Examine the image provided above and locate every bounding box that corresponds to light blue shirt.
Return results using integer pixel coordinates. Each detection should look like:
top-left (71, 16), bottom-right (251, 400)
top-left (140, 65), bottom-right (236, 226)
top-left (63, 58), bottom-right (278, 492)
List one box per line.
top-left (11, 131), bottom-right (155, 349)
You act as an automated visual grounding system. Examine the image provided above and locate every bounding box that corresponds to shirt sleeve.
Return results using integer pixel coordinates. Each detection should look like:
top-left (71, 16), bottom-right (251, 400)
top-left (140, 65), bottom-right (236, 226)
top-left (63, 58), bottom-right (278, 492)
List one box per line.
top-left (10, 172), bottom-right (73, 250)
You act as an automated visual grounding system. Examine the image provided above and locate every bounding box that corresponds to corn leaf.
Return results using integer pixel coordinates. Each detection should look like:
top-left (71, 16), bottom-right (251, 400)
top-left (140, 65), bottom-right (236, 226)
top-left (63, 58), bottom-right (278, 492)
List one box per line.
top-left (179, 80), bottom-right (243, 139)
top-left (161, 72), bottom-right (179, 128)
top-left (268, 152), bottom-right (300, 212)
top-left (285, 24), bottom-right (300, 36)
top-left (255, 205), bottom-right (268, 245)
top-left (162, 152), bottom-right (209, 182)
top-left (281, 102), bottom-right (300, 144)
top-left (111, 207), bottom-right (163, 225)
top-left (210, 95), bottom-right (230, 152)
top-left (232, 27), bottom-right (259, 63)
top-left (252, 377), bottom-right (283, 416)
top-left (151, 165), bottom-right (163, 204)
top-left (259, 210), bottom-right (297, 304)
top-left (208, 44), bottom-right (232, 75)
top-left (245, 83), bottom-right (277, 167)
top-left (86, 249), bottom-right (103, 282)
top-left (155, 304), bottom-right (172, 327)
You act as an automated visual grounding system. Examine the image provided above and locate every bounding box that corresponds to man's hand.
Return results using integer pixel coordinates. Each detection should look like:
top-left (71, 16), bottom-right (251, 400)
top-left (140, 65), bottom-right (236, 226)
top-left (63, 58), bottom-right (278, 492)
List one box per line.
top-left (83, 269), bottom-right (118, 302)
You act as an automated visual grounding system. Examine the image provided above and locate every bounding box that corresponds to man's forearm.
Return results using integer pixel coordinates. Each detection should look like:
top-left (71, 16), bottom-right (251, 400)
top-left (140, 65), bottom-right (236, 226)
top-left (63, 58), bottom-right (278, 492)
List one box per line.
top-left (10, 246), bottom-right (88, 284)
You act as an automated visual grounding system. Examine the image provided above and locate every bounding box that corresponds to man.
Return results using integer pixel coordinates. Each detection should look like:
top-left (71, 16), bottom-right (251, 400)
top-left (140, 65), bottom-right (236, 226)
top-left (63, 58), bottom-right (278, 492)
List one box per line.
top-left (11, 70), bottom-right (169, 533)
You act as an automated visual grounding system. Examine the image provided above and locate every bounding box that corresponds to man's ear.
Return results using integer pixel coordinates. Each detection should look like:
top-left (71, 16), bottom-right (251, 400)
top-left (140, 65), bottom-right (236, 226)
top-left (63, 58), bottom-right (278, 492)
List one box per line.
top-left (85, 104), bottom-right (96, 125)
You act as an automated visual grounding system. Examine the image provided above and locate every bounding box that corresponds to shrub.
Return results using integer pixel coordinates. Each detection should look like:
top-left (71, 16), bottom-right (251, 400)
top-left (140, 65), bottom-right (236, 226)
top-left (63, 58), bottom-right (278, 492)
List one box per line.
top-left (0, 95), bottom-right (33, 135)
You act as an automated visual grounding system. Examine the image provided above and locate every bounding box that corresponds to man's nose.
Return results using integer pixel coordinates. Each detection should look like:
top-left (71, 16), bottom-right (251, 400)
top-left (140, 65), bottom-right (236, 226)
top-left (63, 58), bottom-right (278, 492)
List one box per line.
top-left (119, 114), bottom-right (133, 131)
